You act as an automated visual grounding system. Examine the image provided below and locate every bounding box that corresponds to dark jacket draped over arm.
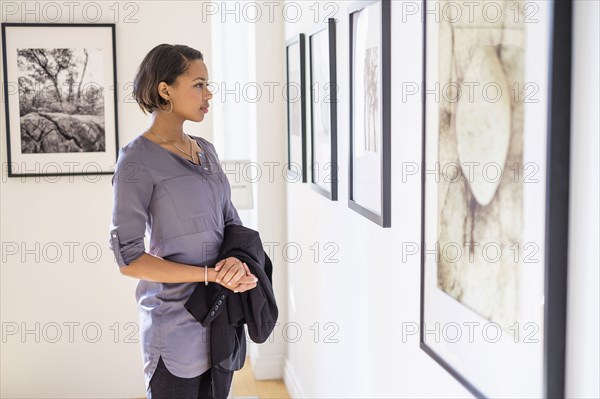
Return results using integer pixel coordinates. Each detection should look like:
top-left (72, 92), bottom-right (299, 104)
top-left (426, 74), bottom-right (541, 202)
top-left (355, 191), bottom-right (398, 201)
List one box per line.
top-left (184, 224), bottom-right (278, 397)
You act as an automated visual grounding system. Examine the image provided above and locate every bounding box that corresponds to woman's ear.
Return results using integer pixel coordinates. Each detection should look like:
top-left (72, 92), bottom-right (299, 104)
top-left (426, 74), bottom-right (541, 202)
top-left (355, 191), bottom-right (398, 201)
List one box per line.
top-left (157, 81), bottom-right (170, 101)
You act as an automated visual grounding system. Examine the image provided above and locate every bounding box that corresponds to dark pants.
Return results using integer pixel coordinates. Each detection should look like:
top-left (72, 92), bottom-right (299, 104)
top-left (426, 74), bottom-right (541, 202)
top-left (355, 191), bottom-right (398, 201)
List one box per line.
top-left (148, 356), bottom-right (229, 399)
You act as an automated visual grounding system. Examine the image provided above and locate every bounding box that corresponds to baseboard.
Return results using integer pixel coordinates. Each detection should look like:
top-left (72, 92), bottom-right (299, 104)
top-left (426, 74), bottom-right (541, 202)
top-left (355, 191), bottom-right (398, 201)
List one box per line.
top-left (283, 358), bottom-right (305, 398)
top-left (249, 352), bottom-right (285, 380)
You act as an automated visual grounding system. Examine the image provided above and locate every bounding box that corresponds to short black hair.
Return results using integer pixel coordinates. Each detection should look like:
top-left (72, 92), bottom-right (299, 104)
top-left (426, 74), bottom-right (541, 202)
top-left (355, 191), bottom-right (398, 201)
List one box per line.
top-left (133, 44), bottom-right (204, 114)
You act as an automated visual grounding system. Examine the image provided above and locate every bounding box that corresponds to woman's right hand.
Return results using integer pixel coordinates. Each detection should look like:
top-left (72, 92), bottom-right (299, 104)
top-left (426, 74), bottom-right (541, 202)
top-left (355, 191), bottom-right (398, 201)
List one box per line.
top-left (216, 262), bottom-right (258, 293)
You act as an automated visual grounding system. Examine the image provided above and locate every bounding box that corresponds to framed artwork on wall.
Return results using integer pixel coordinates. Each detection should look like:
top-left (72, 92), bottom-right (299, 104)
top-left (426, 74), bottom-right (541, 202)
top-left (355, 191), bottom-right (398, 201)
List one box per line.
top-left (309, 18), bottom-right (338, 200)
top-left (420, 1), bottom-right (572, 397)
top-left (1, 23), bottom-right (119, 177)
top-left (285, 33), bottom-right (307, 183)
top-left (348, 0), bottom-right (391, 227)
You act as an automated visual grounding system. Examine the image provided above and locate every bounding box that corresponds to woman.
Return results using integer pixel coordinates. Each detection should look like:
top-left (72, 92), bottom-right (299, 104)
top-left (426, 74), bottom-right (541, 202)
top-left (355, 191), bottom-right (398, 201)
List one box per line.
top-left (109, 44), bottom-right (257, 399)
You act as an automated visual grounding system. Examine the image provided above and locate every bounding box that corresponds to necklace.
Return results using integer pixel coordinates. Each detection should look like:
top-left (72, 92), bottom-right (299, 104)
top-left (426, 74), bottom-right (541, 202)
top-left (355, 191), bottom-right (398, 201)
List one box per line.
top-left (145, 128), bottom-right (198, 164)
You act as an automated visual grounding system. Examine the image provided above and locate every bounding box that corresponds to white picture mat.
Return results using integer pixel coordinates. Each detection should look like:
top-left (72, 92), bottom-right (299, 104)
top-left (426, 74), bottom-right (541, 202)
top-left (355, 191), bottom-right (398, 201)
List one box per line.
top-left (351, 2), bottom-right (382, 214)
top-left (4, 25), bottom-right (117, 173)
top-left (422, 2), bottom-right (551, 396)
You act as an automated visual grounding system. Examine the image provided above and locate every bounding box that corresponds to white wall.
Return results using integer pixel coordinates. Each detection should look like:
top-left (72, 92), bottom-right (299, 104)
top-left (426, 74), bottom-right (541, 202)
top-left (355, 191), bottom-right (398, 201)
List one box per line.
top-left (282, 0), bottom-right (599, 398)
top-left (251, 7), bottom-right (289, 380)
top-left (566, 1), bottom-right (600, 397)
top-left (0, 2), bottom-right (214, 398)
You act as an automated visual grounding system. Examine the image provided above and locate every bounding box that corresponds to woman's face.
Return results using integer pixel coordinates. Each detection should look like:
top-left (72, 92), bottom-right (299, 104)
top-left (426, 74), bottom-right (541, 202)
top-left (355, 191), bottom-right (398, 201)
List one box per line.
top-left (163, 59), bottom-right (212, 122)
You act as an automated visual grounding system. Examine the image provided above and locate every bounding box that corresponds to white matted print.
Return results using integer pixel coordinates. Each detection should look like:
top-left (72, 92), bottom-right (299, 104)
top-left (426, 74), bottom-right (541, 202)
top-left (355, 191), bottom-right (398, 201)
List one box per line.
top-left (2, 23), bottom-right (118, 177)
top-left (285, 34), bottom-right (307, 183)
top-left (420, 1), bottom-right (572, 397)
top-left (348, 0), bottom-right (391, 227)
top-left (309, 19), bottom-right (338, 200)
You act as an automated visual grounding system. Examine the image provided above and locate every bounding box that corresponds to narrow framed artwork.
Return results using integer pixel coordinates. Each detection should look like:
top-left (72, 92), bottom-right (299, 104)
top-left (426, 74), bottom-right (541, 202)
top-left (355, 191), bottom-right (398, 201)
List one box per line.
top-left (1, 23), bottom-right (119, 177)
top-left (420, 1), bottom-right (572, 397)
top-left (309, 18), bottom-right (338, 200)
top-left (348, 0), bottom-right (391, 227)
top-left (285, 33), bottom-right (307, 183)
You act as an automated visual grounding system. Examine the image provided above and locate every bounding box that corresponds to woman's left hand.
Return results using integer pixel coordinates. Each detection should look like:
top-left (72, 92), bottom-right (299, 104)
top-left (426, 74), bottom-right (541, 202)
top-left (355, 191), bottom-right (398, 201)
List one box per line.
top-left (214, 256), bottom-right (251, 286)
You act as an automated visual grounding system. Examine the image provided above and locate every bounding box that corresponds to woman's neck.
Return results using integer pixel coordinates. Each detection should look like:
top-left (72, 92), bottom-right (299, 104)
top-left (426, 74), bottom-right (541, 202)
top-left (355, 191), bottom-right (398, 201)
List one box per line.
top-left (147, 112), bottom-right (186, 142)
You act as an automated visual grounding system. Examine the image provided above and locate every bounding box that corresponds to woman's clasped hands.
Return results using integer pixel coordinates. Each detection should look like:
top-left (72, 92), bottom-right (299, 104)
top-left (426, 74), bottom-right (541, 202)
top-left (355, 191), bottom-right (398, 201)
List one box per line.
top-left (214, 256), bottom-right (258, 293)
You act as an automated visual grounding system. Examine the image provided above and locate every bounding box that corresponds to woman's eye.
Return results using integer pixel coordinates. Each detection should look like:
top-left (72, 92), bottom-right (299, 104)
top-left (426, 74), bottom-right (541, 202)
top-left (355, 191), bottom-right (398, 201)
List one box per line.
top-left (195, 83), bottom-right (204, 88)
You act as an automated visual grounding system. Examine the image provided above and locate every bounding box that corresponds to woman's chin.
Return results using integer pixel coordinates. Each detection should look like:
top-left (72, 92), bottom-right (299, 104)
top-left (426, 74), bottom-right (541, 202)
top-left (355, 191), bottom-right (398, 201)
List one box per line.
top-left (189, 113), bottom-right (205, 123)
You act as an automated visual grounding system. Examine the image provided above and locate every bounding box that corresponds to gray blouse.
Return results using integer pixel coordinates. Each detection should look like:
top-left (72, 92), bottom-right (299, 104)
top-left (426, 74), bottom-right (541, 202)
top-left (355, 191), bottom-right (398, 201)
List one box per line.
top-left (108, 134), bottom-right (242, 390)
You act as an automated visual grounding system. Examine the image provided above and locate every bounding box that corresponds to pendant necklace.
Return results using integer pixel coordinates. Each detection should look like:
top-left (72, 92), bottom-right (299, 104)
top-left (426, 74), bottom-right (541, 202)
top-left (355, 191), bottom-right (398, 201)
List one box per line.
top-left (145, 128), bottom-right (200, 165)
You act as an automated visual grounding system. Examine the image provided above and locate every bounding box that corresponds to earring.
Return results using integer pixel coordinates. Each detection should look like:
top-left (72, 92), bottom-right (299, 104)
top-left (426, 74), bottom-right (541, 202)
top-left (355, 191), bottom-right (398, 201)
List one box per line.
top-left (160, 98), bottom-right (173, 113)
top-left (164, 99), bottom-right (173, 113)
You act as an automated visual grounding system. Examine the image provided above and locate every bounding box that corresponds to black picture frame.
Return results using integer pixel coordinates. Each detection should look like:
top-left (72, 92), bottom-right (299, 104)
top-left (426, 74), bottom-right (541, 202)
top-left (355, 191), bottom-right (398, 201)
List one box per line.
top-left (1, 23), bottom-right (119, 177)
top-left (309, 18), bottom-right (338, 200)
top-left (348, 0), bottom-right (391, 227)
top-left (419, 1), bottom-right (572, 397)
top-left (285, 33), bottom-right (307, 183)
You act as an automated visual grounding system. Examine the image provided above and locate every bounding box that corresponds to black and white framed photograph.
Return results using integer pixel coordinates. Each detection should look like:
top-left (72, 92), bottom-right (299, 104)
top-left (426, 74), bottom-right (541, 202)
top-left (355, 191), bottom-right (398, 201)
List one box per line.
top-left (348, 0), bottom-right (391, 227)
top-left (1, 23), bottom-right (118, 177)
top-left (285, 33), bottom-right (307, 183)
top-left (420, 1), bottom-right (572, 397)
top-left (309, 18), bottom-right (338, 200)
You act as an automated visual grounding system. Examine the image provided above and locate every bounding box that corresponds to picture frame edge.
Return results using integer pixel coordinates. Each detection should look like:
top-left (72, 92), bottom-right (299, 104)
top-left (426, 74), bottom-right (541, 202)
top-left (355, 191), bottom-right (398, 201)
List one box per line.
top-left (542, 0), bottom-right (572, 396)
top-left (347, 0), bottom-right (392, 227)
top-left (2, 23), bottom-right (119, 177)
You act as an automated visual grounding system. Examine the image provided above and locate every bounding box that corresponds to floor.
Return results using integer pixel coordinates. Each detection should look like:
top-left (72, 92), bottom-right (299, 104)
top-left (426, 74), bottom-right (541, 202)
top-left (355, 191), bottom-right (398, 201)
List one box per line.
top-left (229, 356), bottom-right (290, 399)
top-left (138, 357), bottom-right (290, 399)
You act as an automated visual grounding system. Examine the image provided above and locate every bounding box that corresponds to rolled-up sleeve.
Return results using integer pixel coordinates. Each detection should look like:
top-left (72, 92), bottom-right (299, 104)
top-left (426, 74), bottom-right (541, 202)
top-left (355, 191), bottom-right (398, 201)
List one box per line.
top-left (108, 148), bottom-right (153, 268)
